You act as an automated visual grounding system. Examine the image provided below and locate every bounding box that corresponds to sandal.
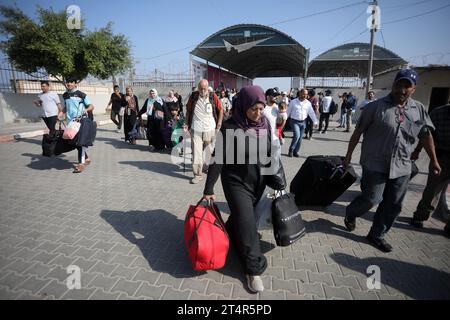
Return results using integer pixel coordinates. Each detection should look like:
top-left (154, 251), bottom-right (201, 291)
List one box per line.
top-left (85, 159), bottom-right (92, 166)
top-left (73, 164), bottom-right (85, 173)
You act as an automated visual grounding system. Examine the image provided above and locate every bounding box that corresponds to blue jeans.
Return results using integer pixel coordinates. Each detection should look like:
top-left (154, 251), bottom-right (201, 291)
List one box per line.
top-left (289, 119), bottom-right (306, 155)
top-left (339, 112), bottom-right (346, 127)
top-left (346, 168), bottom-right (410, 239)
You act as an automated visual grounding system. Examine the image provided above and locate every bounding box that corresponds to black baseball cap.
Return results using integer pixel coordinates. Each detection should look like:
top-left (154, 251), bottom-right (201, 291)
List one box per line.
top-left (65, 77), bottom-right (77, 83)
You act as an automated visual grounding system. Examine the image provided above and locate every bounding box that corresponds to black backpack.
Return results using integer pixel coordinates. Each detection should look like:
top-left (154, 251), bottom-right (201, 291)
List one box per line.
top-left (329, 100), bottom-right (338, 115)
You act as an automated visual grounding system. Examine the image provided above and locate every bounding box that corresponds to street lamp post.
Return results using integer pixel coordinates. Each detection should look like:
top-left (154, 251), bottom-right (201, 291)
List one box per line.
top-left (303, 48), bottom-right (310, 89)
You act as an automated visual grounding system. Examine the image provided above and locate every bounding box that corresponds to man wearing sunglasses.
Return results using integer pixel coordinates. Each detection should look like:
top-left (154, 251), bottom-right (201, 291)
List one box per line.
top-left (342, 69), bottom-right (441, 252)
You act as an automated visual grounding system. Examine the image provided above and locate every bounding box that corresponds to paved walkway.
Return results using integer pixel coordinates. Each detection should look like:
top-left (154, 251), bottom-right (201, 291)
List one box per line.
top-left (0, 120), bottom-right (449, 300)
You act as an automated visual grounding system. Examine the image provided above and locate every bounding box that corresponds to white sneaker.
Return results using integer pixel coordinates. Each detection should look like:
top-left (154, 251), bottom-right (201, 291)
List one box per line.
top-left (246, 275), bottom-right (264, 293)
top-left (190, 176), bottom-right (203, 184)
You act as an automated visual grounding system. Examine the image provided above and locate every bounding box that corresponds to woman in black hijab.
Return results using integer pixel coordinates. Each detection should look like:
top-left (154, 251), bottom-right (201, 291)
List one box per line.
top-left (202, 85), bottom-right (284, 294)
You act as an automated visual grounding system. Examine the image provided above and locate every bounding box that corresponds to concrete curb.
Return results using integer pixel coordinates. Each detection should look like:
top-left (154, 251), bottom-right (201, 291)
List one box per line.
top-left (0, 119), bottom-right (114, 143)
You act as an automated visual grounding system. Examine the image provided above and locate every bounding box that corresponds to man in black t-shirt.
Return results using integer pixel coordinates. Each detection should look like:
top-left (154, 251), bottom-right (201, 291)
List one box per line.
top-left (107, 85), bottom-right (126, 132)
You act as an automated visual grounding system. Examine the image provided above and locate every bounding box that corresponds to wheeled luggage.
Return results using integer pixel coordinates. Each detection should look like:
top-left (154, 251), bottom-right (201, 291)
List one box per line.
top-left (290, 155), bottom-right (357, 206)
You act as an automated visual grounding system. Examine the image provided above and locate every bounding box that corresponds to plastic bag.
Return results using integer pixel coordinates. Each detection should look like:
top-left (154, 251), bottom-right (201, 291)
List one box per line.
top-left (63, 119), bottom-right (80, 140)
top-left (255, 187), bottom-right (276, 230)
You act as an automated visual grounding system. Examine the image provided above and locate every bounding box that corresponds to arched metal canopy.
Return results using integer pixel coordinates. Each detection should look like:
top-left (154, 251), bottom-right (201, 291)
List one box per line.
top-left (308, 42), bottom-right (407, 77)
top-left (191, 24), bottom-right (307, 79)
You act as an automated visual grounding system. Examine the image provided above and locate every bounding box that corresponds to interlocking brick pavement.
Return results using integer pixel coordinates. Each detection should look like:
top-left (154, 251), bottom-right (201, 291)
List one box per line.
top-left (0, 122), bottom-right (449, 300)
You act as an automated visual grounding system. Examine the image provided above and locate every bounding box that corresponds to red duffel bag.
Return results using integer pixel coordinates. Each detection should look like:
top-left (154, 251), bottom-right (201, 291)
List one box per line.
top-left (184, 200), bottom-right (229, 271)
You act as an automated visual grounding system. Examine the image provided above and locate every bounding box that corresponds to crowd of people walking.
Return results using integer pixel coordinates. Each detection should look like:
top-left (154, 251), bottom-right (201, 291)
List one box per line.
top-left (36, 70), bottom-right (449, 294)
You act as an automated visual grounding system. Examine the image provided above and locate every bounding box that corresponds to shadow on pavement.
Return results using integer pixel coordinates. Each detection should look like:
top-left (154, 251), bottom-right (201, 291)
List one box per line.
top-left (101, 209), bottom-right (203, 278)
top-left (393, 216), bottom-right (447, 236)
top-left (119, 160), bottom-right (191, 180)
top-left (305, 218), bottom-right (367, 243)
top-left (101, 208), bottom-right (275, 294)
top-left (329, 252), bottom-right (450, 299)
top-left (17, 138), bottom-right (43, 146)
top-left (297, 189), bottom-right (376, 225)
top-left (21, 153), bottom-right (74, 170)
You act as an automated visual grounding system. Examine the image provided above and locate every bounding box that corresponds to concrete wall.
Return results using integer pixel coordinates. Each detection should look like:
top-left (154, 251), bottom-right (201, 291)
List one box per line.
top-left (373, 68), bottom-right (450, 111)
top-left (0, 92), bottom-right (111, 125)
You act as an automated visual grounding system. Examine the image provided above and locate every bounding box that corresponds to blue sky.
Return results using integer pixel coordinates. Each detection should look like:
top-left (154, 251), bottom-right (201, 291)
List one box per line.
top-left (2, 0), bottom-right (450, 90)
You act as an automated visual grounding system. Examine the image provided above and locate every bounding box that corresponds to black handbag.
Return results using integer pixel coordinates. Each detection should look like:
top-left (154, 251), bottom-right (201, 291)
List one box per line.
top-left (42, 133), bottom-right (59, 157)
top-left (271, 191), bottom-right (306, 246)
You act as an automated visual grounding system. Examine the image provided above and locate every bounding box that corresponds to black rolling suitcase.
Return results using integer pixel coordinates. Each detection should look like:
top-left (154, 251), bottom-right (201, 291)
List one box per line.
top-left (290, 155), bottom-right (357, 206)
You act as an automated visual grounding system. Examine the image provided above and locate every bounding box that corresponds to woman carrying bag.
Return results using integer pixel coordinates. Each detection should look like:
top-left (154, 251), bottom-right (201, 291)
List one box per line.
top-left (201, 85), bottom-right (286, 294)
top-left (123, 86), bottom-right (139, 145)
top-left (138, 88), bottom-right (168, 151)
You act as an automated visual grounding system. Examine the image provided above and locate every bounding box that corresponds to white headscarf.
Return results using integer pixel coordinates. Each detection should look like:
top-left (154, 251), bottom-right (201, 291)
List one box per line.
top-left (147, 88), bottom-right (164, 115)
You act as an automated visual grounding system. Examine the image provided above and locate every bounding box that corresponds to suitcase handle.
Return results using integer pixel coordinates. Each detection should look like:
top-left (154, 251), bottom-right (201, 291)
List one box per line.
top-left (188, 200), bottom-right (226, 247)
top-left (330, 165), bottom-right (350, 180)
top-left (58, 120), bottom-right (68, 129)
top-left (188, 205), bottom-right (209, 247)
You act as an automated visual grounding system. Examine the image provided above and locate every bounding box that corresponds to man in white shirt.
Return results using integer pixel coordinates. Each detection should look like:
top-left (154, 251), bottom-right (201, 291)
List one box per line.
top-left (318, 89), bottom-right (334, 134)
top-left (264, 88), bottom-right (280, 140)
top-left (33, 81), bottom-right (62, 135)
top-left (281, 91), bottom-right (289, 105)
top-left (287, 88), bottom-right (318, 157)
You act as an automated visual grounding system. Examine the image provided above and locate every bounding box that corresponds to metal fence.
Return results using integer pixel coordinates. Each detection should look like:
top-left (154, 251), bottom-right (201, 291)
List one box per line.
top-left (291, 76), bottom-right (364, 89)
top-left (0, 60), bottom-right (118, 94)
top-left (0, 61), bottom-right (49, 93)
top-left (0, 59), bottom-right (195, 95)
top-left (1, 59), bottom-right (364, 95)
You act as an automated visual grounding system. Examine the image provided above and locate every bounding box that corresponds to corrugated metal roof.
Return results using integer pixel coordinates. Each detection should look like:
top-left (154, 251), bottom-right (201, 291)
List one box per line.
top-left (191, 24), bottom-right (307, 79)
top-left (308, 43), bottom-right (407, 77)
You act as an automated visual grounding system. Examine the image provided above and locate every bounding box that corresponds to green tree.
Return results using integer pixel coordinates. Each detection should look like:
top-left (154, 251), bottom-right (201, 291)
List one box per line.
top-left (0, 5), bottom-right (132, 84)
